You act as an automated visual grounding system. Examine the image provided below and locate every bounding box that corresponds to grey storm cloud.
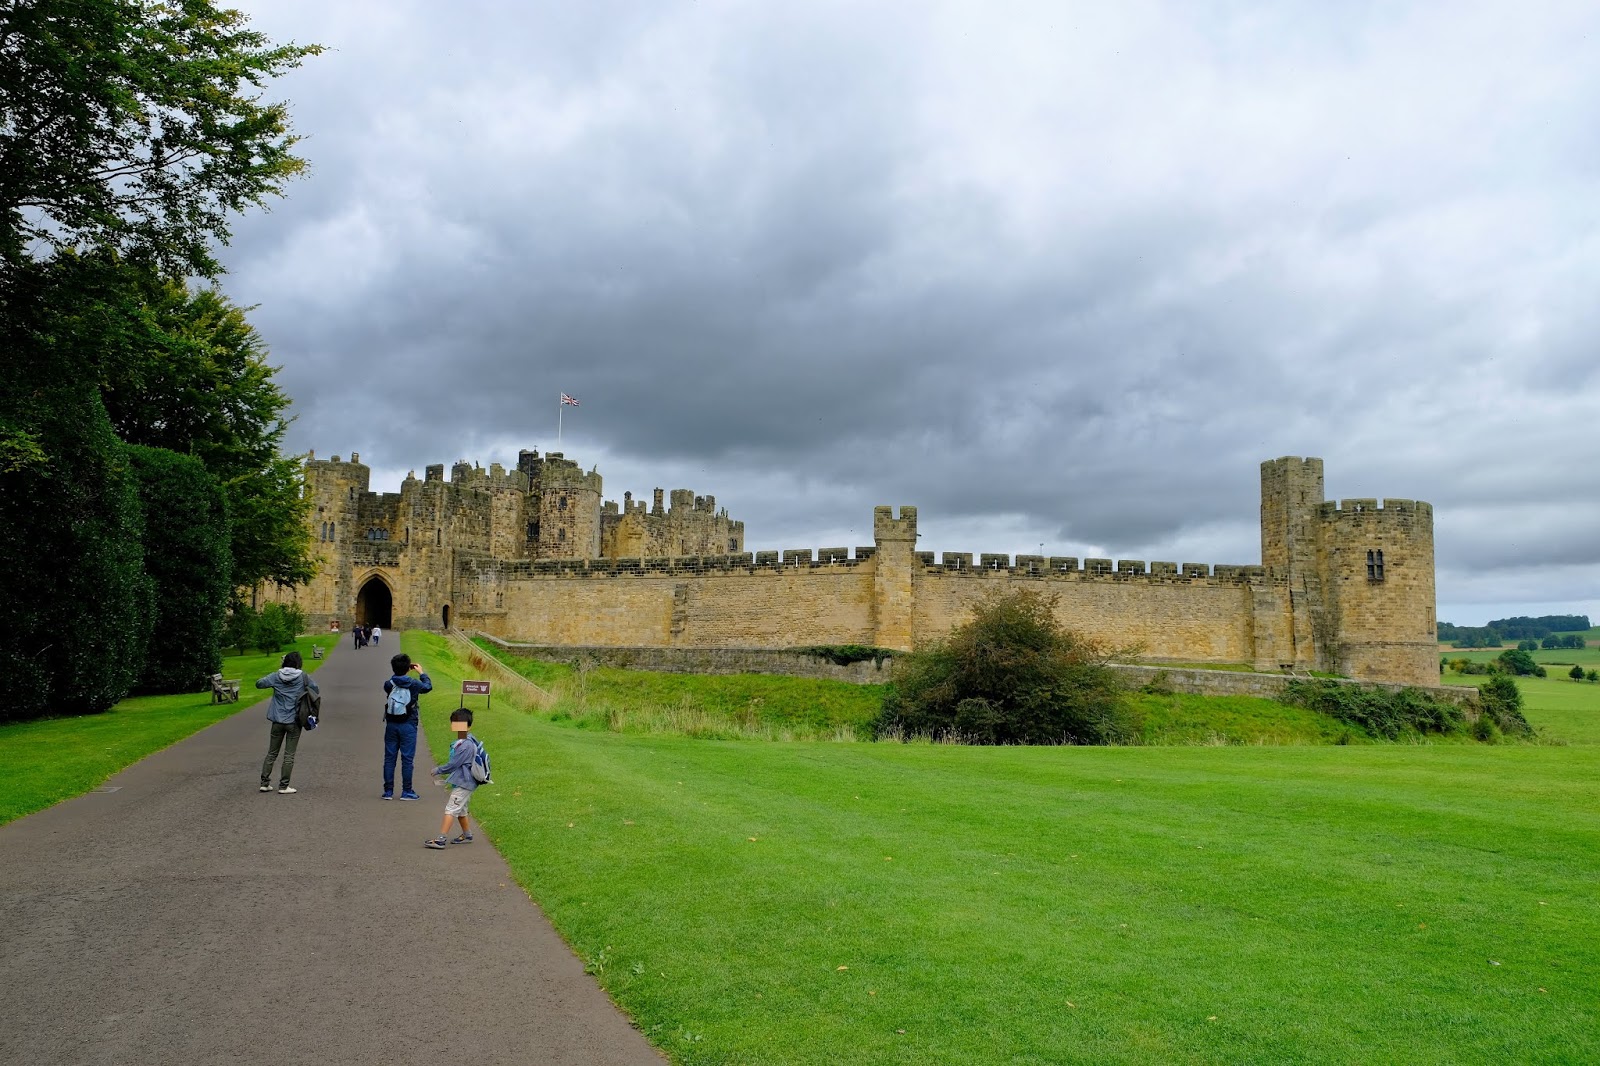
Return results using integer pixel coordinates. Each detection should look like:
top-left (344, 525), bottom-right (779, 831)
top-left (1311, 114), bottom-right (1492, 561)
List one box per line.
top-left (220, 0), bottom-right (1600, 625)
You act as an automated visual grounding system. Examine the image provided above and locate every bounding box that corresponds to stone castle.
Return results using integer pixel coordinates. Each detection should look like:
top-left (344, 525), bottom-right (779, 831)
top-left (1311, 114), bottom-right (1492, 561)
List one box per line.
top-left (272, 452), bottom-right (1437, 686)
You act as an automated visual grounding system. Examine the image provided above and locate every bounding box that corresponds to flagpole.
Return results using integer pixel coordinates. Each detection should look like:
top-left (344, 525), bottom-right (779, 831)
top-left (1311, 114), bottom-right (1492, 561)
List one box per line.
top-left (557, 392), bottom-right (563, 449)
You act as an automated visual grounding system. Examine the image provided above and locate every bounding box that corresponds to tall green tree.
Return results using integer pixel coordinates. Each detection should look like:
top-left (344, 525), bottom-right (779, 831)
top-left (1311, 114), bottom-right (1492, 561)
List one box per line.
top-left (2, 1), bottom-right (320, 717)
top-left (0, 0), bottom-right (323, 275)
top-left (101, 276), bottom-right (313, 588)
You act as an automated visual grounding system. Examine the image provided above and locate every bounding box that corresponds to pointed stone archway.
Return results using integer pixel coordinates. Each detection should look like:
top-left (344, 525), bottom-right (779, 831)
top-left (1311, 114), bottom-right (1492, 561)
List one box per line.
top-left (442, 604), bottom-right (451, 629)
top-left (355, 575), bottom-right (394, 629)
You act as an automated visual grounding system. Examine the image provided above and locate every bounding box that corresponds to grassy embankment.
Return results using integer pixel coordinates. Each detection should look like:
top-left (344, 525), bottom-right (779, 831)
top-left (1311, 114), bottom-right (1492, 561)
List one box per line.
top-left (408, 632), bottom-right (1599, 1064)
top-left (471, 639), bottom-right (1353, 746)
top-left (1438, 633), bottom-right (1600, 745)
top-left (0, 635), bottom-right (329, 826)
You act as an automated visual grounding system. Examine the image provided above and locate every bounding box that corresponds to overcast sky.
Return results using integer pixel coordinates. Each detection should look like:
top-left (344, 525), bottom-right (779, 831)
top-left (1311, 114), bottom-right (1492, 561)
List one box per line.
top-left (221, 0), bottom-right (1599, 627)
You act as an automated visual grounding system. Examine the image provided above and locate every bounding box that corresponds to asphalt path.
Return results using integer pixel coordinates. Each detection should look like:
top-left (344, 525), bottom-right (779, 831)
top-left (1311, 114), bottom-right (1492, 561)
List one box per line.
top-left (0, 636), bottom-right (666, 1066)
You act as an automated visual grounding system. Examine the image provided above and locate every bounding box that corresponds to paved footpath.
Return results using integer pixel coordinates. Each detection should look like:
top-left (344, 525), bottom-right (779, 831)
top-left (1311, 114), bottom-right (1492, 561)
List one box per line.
top-left (0, 637), bottom-right (665, 1066)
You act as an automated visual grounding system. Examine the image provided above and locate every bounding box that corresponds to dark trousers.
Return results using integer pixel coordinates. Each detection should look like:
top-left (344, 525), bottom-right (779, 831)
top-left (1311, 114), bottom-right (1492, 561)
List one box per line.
top-left (261, 721), bottom-right (302, 787)
top-left (384, 720), bottom-right (418, 791)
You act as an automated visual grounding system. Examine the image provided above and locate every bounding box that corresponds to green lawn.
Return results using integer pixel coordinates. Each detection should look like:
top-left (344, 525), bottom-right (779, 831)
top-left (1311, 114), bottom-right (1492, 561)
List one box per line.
top-left (0, 635), bottom-right (329, 825)
top-left (409, 633), bottom-right (1600, 1065)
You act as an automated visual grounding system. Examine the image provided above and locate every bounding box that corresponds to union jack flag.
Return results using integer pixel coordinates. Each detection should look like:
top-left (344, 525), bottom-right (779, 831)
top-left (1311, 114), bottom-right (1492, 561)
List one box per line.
top-left (560, 393), bottom-right (580, 406)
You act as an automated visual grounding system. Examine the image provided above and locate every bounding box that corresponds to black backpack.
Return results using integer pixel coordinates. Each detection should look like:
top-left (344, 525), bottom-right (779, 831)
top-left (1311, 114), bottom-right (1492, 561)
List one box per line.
top-left (296, 686), bottom-right (322, 730)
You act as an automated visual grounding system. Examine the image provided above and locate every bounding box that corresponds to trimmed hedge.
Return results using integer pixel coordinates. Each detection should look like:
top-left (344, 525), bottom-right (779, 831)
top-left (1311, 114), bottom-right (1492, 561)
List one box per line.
top-left (127, 445), bottom-right (231, 693)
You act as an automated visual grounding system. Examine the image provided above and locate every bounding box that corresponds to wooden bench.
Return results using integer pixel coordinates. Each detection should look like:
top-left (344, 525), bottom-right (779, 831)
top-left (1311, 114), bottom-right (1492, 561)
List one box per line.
top-left (210, 673), bottom-right (242, 704)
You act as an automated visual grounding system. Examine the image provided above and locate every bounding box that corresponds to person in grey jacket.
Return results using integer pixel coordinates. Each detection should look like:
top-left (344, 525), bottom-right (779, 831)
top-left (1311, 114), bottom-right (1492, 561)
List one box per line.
top-left (256, 651), bottom-right (320, 794)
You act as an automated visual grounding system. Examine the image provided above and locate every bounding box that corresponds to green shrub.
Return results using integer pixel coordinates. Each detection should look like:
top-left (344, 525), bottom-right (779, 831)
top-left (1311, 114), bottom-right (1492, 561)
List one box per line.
top-left (222, 604), bottom-right (256, 655)
top-left (870, 588), bottom-right (1132, 745)
top-left (794, 644), bottom-right (895, 667)
top-left (1496, 648), bottom-right (1542, 676)
top-left (252, 603), bottom-right (298, 652)
top-left (1283, 679), bottom-right (1464, 740)
top-left (1477, 675), bottom-right (1532, 738)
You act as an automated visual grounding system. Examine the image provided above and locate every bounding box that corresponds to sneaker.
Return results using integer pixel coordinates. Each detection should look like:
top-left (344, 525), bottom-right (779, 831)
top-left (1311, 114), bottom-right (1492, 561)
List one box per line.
top-left (424, 837), bottom-right (448, 850)
top-left (451, 833), bottom-right (473, 844)
top-left (382, 790), bottom-right (394, 800)
top-left (277, 786), bottom-right (298, 795)
top-left (259, 784), bottom-right (272, 792)
top-left (400, 790), bottom-right (420, 801)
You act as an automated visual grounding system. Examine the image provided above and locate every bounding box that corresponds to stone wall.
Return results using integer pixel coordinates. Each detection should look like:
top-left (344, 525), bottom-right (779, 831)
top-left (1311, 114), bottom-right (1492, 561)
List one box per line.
top-left (477, 634), bottom-right (894, 683)
top-left (1110, 663), bottom-right (1477, 708)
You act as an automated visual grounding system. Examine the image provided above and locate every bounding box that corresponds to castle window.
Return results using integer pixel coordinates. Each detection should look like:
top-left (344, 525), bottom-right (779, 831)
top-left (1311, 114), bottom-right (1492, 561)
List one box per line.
top-left (437, 528), bottom-right (441, 546)
top-left (559, 496), bottom-right (567, 511)
top-left (1367, 549), bottom-right (1385, 581)
top-left (330, 522), bottom-right (335, 540)
top-left (558, 528), bottom-right (566, 542)
top-left (405, 527), bottom-right (410, 544)
top-left (527, 522), bottom-right (537, 541)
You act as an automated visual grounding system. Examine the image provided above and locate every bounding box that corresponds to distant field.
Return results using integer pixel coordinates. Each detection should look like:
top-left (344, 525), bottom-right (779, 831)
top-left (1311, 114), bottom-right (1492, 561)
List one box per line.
top-left (407, 632), bottom-right (1600, 1065)
top-left (1439, 669), bottom-right (1600, 745)
top-left (1436, 633), bottom-right (1600, 744)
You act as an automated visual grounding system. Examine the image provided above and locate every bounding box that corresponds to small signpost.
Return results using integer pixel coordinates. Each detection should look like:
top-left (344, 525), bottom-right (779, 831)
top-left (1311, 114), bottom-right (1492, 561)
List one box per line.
top-left (459, 679), bottom-right (492, 712)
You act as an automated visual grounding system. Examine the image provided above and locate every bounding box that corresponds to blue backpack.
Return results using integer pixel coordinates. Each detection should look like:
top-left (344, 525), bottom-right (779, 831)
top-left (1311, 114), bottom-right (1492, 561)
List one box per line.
top-left (385, 682), bottom-right (412, 719)
top-left (469, 736), bottom-right (492, 785)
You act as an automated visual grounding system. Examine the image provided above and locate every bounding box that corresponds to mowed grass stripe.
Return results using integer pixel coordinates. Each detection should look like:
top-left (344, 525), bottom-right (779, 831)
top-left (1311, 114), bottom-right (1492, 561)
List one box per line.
top-left (404, 633), bottom-right (1600, 1065)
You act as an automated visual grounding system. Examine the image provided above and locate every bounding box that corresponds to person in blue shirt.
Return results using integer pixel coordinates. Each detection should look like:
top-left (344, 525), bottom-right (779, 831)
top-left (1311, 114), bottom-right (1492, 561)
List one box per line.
top-left (425, 708), bottom-right (485, 849)
top-left (381, 652), bottom-right (432, 800)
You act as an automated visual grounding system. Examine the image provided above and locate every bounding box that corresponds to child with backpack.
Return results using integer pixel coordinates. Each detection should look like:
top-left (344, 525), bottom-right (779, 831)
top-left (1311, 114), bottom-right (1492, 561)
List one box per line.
top-left (382, 653), bottom-right (432, 800)
top-left (424, 708), bottom-right (490, 850)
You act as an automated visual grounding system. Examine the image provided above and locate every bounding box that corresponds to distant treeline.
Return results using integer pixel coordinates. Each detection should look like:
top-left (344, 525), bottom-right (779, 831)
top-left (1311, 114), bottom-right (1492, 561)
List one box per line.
top-left (1437, 615), bottom-right (1591, 648)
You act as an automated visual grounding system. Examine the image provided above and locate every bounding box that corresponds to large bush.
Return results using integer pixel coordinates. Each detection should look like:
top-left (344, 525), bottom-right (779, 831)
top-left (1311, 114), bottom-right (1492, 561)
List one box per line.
top-left (1, 370), bottom-right (153, 720)
top-left (871, 589), bottom-right (1132, 744)
top-left (1476, 675), bottom-right (1532, 738)
top-left (127, 446), bottom-right (232, 693)
top-left (1284, 680), bottom-right (1464, 740)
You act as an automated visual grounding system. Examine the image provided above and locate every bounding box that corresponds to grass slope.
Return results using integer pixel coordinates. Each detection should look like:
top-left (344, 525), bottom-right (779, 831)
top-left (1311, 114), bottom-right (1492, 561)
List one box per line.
top-left (0, 635), bottom-right (329, 826)
top-left (474, 639), bottom-right (1358, 746)
top-left (473, 639), bottom-right (884, 739)
top-left (408, 633), bottom-right (1600, 1065)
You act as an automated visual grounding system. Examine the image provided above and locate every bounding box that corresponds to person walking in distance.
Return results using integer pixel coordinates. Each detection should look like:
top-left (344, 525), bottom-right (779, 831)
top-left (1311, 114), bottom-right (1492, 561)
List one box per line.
top-left (381, 652), bottom-right (432, 800)
top-left (256, 651), bottom-right (319, 794)
top-left (371, 625), bottom-right (382, 646)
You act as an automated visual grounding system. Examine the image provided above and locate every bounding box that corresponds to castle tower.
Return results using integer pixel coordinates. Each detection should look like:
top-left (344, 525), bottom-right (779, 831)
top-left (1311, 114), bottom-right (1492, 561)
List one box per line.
top-left (534, 452), bottom-right (602, 559)
top-left (873, 506), bottom-right (918, 650)
top-left (1316, 498), bottom-right (1437, 686)
top-left (1260, 457), bottom-right (1330, 672)
top-left (296, 452), bottom-right (372, 629)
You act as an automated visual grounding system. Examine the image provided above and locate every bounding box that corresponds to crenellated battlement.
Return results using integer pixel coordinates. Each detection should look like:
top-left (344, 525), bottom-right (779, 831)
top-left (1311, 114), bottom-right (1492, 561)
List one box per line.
top-left (908, 551), bottom-right (1269, 585)
top-left (1319, 498), bottom-right (1433, 520)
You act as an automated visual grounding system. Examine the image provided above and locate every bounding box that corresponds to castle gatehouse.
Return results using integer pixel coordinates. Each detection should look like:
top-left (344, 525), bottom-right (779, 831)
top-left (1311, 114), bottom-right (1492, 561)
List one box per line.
top-left (271, 453), bottom-right (1437, 686)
